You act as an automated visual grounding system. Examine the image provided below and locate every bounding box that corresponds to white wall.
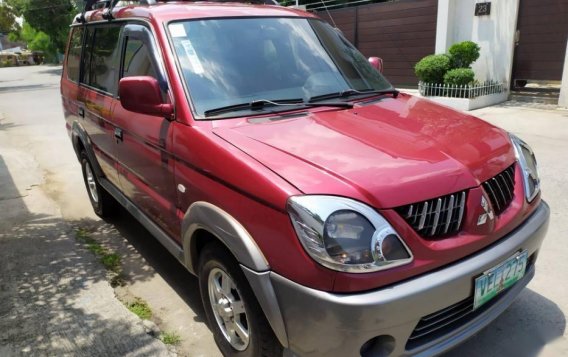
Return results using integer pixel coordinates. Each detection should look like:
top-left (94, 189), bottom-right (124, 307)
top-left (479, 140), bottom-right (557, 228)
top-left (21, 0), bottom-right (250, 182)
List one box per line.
top-left (436, 0), bottom-right (520, 84)
top-left (559, 39), bottom-right (568, 108)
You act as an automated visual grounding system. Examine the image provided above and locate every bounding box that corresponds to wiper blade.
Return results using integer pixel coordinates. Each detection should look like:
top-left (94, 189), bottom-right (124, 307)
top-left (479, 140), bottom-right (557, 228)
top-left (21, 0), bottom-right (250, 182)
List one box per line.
top-left (309, 88), bottom-right (399, 103)
top-left (204, 98), bottom-right (352, 117)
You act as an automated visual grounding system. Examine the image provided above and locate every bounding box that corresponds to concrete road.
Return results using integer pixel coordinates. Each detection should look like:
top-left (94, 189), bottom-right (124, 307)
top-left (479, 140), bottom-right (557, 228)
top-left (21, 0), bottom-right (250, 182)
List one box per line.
top-left (0, 65), bottom-right (567, 357)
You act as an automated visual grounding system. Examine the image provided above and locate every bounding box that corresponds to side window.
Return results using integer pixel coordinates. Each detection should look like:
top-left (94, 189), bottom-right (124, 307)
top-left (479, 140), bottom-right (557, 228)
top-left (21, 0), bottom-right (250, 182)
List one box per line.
top-left (81, 27), bottom-right (94, 85)
top-left (122, 37), bottom-right (157, 79)
top-left (66, 27), bottom-right (83, 82)
top-left (86, 25), bottom-right (122, 94)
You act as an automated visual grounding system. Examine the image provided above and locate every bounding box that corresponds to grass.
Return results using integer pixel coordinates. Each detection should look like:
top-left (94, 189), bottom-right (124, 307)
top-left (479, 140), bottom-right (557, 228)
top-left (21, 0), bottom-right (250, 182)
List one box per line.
top-left (75, 227), bottom-right (125, 286)
top-left (160, 331), bottom-right (182, 345)
top-left (127, 298), bottom-right (153, 320)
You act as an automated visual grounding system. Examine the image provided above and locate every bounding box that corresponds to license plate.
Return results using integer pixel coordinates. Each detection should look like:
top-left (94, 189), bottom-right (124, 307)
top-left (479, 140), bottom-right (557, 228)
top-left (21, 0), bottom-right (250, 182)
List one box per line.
top-left (473, 250), bottom-right (528, 310)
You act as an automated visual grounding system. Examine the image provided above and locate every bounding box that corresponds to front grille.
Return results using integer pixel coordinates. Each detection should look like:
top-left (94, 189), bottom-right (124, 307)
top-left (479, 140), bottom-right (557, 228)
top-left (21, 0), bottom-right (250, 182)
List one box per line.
top-left (482, 164), bottom-right (516, 216)
top-left (396, 191), bottom-right (467, 238)
top-left (406, 253), bottom-right (535, 350)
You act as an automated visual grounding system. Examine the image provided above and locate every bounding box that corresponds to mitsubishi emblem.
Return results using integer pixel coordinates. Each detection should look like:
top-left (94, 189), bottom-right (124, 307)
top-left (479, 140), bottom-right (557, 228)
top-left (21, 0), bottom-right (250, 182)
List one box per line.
top-left (477, 196), bottom-right (495, 226)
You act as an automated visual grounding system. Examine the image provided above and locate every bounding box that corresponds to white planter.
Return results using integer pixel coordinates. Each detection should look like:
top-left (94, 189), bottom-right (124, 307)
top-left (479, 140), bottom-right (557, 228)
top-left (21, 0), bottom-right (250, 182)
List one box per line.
top-left (416, 81), bottom-right (509, 111)
top-left (419, 91), bottom-right (509, 111)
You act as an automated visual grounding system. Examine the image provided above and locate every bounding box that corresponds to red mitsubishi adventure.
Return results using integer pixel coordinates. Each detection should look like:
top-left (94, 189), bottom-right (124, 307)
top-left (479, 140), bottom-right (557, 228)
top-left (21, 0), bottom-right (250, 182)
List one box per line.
top-left (60, 1), bottom-right (549, 356)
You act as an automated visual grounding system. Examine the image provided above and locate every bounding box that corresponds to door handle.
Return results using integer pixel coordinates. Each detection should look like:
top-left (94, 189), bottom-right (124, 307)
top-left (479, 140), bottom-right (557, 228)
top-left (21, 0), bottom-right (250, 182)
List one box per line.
top-left (114, 128), bottom-right (123, 142)
top-left (78, 107), bottom-right (85, 118)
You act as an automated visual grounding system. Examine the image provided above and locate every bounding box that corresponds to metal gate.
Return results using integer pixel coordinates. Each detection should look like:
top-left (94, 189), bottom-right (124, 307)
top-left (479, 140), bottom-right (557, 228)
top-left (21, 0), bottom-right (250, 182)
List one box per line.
top-left (512, 0), bottom-right (568, 87)
top-left (317, 0), bottom-right (438, 87)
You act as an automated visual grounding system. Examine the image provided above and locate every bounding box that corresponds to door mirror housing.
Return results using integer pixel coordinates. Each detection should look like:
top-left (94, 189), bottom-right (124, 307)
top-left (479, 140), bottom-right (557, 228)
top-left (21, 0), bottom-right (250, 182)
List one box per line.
top-left (119, 76), bottom-right (173, 117)
top-left (368, 57), bottom-right (384, 73)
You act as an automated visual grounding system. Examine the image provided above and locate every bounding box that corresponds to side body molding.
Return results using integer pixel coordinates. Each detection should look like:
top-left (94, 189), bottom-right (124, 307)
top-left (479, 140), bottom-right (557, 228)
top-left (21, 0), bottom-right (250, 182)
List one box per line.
top-left (181, 201), bottom-right (269, 274)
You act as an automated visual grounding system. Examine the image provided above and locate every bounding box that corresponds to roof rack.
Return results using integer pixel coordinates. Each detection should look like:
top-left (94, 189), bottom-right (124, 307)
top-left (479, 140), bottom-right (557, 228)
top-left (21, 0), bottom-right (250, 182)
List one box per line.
top-left (77, 0), bottom-right (279, 22)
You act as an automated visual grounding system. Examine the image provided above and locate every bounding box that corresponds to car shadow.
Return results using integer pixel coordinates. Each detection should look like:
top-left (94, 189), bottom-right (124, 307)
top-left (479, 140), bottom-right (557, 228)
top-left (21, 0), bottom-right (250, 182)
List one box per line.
top-left (102, 207), bottom-right (207, 321)
top-left (443, 287), bottom-right (566, 356)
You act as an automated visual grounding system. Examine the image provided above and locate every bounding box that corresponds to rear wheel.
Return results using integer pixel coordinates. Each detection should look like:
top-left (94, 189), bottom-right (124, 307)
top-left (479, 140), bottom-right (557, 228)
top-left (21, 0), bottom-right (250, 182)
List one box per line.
top-left (80, 151), bottom-right (118, 218)
top-left (198, 242), bottom-right (282, 357)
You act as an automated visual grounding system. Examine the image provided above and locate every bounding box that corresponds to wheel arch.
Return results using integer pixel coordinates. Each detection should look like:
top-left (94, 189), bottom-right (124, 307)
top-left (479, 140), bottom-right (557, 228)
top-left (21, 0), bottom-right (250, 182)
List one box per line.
top-left (71, 121), bottom-right (104, 178)
top-left (181, 201), bottom-right (269, 275)
top-left (181, 202), bottom-right (289, 348)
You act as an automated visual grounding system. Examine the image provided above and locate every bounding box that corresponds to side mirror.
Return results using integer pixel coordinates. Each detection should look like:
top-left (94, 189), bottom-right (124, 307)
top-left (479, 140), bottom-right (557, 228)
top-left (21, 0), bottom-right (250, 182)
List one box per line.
top-left (368, 57), bottom-right (384, 73)
top-left (119, 76), bottom-right (173, 117)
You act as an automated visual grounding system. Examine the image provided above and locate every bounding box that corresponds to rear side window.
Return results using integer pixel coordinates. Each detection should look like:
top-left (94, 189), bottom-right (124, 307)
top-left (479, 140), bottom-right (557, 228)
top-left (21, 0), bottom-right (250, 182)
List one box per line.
top-left (83, 25), bottom-right (122, 94)
top-left (122, 37), bottom-right (157, 79)
top-left (66, 27), bottom-right (83, 82)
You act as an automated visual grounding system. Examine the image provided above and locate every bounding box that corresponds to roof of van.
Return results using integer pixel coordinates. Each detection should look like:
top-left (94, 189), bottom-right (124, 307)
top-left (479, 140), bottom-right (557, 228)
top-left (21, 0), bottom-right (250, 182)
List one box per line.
top-left (76, 2), bottom-right (317, 25)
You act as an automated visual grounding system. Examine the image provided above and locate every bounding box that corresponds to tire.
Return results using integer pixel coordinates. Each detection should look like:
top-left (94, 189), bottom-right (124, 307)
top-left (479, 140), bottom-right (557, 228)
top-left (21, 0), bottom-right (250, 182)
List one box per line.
top-left (198, 242), bottom-right (282, 357)
top-left (80, 151), bottom-right (118, 218)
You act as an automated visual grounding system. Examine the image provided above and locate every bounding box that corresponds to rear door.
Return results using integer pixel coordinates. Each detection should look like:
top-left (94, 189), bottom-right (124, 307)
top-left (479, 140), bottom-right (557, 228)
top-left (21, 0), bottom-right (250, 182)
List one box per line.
top-left (78, 23), bottom-right (123, 186)
top-left (113, 23), bottom-right (179, 239)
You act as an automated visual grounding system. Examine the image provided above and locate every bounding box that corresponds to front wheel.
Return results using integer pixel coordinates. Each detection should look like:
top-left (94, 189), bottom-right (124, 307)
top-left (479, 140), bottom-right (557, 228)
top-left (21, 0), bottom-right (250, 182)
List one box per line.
top-left (198, 242), bottom-right (282, 357)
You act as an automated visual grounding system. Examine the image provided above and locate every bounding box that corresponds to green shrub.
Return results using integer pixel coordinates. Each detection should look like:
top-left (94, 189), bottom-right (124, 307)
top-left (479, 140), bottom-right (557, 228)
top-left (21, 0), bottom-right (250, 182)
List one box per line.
top-left (414, 54), bottom-right (451, 84)
top-left (443, 68), bottom-right (475, 86)
top-left (448, 41), bottom-right (480, 68)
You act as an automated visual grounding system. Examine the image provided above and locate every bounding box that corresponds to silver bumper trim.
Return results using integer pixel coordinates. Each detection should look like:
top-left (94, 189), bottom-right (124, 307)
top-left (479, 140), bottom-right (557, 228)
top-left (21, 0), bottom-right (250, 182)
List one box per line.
top-left (266, 201), bottom-right (549, 357)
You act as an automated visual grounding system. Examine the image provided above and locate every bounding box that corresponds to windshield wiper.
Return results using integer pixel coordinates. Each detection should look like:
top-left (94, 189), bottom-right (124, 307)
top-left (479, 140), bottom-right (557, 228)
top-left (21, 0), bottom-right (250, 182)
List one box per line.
top-left (204, 98), bottom-right (352, 117)
top-left (309, 88), bottom-right (399, 103)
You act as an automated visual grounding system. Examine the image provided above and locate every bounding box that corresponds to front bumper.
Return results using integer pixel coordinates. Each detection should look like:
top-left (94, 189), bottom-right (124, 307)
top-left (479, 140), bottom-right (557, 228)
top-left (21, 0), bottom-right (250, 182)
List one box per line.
top-left (263, 201), bottom-right (549, 357)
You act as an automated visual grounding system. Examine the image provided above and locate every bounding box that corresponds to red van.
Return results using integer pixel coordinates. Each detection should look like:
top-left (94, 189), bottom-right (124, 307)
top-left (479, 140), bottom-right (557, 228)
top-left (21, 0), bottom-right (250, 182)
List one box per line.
top-left (61, 1), bottom-right (549, 356)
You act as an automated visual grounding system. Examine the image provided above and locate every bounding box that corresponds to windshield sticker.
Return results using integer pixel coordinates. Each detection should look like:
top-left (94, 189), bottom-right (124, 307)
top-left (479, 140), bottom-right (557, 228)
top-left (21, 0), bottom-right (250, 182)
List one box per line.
top-left (169, 24), bottom-right (187, 38)
top-left (181, 40), bottom-right (204, 74)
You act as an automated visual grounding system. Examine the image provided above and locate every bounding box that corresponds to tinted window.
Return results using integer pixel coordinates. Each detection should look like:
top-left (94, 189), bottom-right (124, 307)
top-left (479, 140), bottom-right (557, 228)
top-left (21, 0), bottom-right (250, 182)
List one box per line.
top-left (122, 37), bottom-right (157, 79)
top-left (81, 27), bottom-right (94, 85)
top-left (85, 25), bottom-right (122, 94)
top-left (66, 27), bottom-right (83, 82)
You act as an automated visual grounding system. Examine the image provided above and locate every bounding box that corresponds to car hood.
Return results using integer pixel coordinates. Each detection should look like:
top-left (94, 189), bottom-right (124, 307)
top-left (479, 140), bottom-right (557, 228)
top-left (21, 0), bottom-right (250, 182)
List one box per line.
top-left (213, 94), bottom-right (515, 208)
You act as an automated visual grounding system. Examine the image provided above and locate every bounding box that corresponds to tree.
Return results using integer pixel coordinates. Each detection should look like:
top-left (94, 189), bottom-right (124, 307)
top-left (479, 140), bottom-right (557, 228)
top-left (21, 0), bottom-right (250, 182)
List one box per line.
top-left (5, 0), bottom-right (78, 53)
top-left (0, 4), bottom-right (20, 34)
top-left (8, 22), bottom-right (57, 61)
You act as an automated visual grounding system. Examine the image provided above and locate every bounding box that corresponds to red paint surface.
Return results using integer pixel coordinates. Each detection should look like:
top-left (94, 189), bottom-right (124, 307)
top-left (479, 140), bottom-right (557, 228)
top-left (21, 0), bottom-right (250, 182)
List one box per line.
top-left (61, 3), bottom-right (540, 292)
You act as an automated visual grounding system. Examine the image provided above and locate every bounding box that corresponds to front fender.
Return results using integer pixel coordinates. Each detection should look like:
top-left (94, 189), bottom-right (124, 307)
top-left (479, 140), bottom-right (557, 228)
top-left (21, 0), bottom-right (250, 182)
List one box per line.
top-left (180, 201), bottom-right (288, 347)
top-left (181, 201), bottom-right (269, 274)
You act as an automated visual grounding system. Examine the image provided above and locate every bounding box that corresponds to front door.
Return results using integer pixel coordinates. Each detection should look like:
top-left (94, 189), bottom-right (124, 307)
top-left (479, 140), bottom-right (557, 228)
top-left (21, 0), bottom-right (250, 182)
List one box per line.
top-left (113, 23), bottom-right (179, 240)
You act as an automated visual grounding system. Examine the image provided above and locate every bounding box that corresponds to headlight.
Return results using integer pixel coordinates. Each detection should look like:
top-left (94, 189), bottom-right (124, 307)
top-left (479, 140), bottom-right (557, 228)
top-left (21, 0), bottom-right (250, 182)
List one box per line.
top-left (510, 134), bottom-right (540, 202)
top-left (287, 196), bottom-right (412, 273)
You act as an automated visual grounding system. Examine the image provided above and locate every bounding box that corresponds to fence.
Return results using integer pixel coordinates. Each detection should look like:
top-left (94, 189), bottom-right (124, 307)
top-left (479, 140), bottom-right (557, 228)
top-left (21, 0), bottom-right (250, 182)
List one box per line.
top-left (418, 81), bottom-right (507, 99)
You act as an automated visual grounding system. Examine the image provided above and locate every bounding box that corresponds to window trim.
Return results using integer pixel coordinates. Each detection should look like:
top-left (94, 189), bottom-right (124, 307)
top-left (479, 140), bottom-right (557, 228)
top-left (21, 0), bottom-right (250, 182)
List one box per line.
top-left (119, 22), bottom-right (169, 94)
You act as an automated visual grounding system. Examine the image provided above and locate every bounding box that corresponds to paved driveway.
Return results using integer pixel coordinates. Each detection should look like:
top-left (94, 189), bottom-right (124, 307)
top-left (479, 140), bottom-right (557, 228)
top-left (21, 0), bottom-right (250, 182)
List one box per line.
top-left (0, 65), bottom-right (566, 356)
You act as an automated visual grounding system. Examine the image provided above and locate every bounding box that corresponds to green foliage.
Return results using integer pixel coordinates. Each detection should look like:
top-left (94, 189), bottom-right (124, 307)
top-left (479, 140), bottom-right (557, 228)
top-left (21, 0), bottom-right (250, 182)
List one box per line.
top-left (5, 0), bottom-right (79, 54)
top-left (160, 331), bottom-right (182, 345)
top-left (448, 41), bottom-right (480, 68)
top-left (101, 253), bottom-right (121, 273)
top-left (9, 22), bottom-right (57, 62)
top-left (443, 68), bottom-right (475, 86)
top-left (127, 298), bottom-right (153, 320)
top-left (414, 54), bottom-right (451, 84)
top-left (0, 4), bottom-right (20, 33)
top-left (75, 227), bottom-right (124, 284)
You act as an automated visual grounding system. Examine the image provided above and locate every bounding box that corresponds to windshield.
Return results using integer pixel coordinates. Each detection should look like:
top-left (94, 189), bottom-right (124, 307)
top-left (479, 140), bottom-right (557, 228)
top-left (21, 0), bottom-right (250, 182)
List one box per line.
top-left (168, 17), bottom-right (393, 118)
